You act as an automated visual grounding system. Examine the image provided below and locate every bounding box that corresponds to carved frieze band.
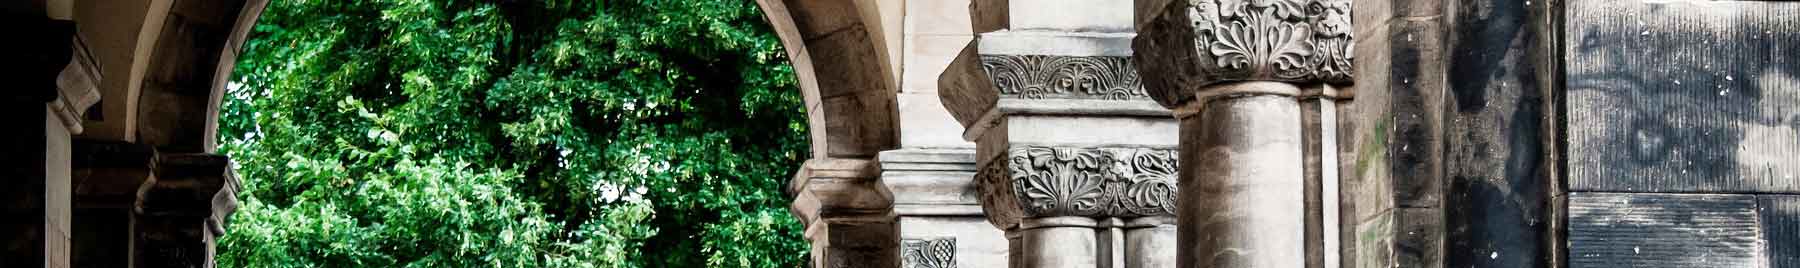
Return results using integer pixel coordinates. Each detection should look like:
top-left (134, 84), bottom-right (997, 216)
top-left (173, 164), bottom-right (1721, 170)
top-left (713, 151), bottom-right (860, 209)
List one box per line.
top-left (980, 55), bottom-right (1149, 100)
top-left (1187, 0), bottom-right (1353, 84)
top-left (902, 238), bottom-right (956, 268)
top-left (981, 146), bottom-right (1180, 220)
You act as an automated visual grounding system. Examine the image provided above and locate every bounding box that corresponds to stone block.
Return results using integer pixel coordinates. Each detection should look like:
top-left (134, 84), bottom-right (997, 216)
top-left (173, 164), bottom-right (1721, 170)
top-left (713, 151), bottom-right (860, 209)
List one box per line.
top-left (1007, 0), bottom-right (1131, 32)
top-left (1350, 210), bottom-right (1394, 268)
top-left (897, 92), bottom-right (977, 148)
top-left (1002, 115), bottom-right (1177, 147)
top-left (1565, 0), bottom-right (1800, 194)
top-left (1351, 0), bottom-right (1391, 37)
top-left (820, 90), bottom-right (898, 158)
top-left (781, 0), bottom-right (863, 37)
top-left (1384, 18), bottom-right (1447, 209)
top-left (1568, 192), bottom-right (1766, 267)
top-left (905, 0), bottom-right (974, 35)
top-left (807, 27), bottom-right (892, 99)
top-left (1763, 195), bottom-right (1800, 268)
top-left (1392, 207), bottom-right (1443, 268)
top-left (902, 35), bottom-right (974, 93)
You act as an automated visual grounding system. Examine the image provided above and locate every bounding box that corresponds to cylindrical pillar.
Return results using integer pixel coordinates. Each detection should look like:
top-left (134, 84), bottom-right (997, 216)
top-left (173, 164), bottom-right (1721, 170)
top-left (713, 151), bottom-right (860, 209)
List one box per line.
top-left (1019, 217), bottom-right (1099, 268)
top-left (1125, 216), bottom-right (1177, 268)
top-left (1177, 82), bottom-right (1306, 268)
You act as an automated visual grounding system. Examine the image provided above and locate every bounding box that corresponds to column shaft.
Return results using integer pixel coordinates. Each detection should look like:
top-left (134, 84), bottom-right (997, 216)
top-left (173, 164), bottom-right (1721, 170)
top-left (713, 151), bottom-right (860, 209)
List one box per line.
top-left (1019, 217), bottom-right (1098, 268)
top-left (1124, 217), bottom-right (1177, 268)
top-left (1178, 86), bottom-right (1306, 268)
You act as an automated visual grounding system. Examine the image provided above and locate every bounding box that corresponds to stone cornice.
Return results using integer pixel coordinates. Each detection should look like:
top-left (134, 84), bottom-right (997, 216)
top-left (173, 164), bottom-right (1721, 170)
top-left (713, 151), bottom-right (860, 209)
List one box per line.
top-left (788, 158), bottom-right (892, 227)
top-left (54, 34), bottom-right (102, 134)
top-left (1135, 0), bottom-right (1355, 107)
top-left (938, 32), bottom-right (1167, 138)
top-left (976, 146), bottom-right (1179, 229)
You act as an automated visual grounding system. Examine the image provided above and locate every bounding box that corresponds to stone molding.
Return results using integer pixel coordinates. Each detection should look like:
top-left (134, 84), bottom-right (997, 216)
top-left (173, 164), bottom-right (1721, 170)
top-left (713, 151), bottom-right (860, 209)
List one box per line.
top-left (54, 35), bottom-right (101, 134)
top-left (787, 158), bottom-right (891, 227)
top-left (982, 55), bottom-right (1148, 101)
top-left (901, 237), bottom-right (957, 268)
top-left (977, 146), bottom-right (1179, 229)
top-left (938, 32), bottom-right (1170, 138)
top-left (1135, 0), bottom-right (1355, 107)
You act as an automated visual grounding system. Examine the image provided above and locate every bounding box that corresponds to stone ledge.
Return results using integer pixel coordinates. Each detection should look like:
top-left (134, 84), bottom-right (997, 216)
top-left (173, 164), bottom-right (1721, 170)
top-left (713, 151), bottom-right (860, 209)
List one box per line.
top-left (788, 158), bottom-right (892, 227)
top-left (878, 148), bottom-right (977, 172)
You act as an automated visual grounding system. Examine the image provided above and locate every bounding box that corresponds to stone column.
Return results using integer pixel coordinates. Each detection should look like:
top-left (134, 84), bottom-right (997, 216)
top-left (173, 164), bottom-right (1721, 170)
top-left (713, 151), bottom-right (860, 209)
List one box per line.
top-left (135, 154), bottom-right (238, 268)
top-left (936, 1), bottom-right (1180, 266)
top-left (788, 158), bottom-right (897, 268)
top-left (2, 7), bottom-right (97, 268)
top-left (1134, 0), bottom-right (1353, 267)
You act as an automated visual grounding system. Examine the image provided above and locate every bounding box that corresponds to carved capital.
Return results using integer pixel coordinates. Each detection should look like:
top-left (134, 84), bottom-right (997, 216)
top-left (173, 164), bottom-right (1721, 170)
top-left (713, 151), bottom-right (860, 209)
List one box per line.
top-left (1134, 0), bottom-right (1354, 107)
top-left (902, 238), bottom-right (956, 268)
top-left (976, 146), bottom-right (1179, 229)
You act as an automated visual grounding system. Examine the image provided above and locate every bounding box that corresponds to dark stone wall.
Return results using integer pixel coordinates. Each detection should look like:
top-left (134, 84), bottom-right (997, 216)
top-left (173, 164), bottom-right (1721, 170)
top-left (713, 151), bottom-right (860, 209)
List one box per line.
top-left (1442, 0), bottom-right (1560, 267)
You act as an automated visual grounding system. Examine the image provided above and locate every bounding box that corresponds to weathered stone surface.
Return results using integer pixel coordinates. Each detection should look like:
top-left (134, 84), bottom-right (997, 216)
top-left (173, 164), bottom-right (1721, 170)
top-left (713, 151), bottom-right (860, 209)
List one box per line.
top-left (810, 218), bottom-right (899, 268)
top-left (134, 0), bottom-right (251, 154)
top-left (1568, 193), bottom-right (1766, 268)
top-left (1179, 93), bottom-right (1305, 268)
top-left (1123, 217), bottom-right (1177, 268)
top-left (1441, 0), bottom-right (1558, 267)
top-left (1339, 2), bottom-right (1446, 267)
top-left (1565, 0), bottom-right (1800, 193)
top-left (761, 0), bottom-right (902, 160)
top-left (1762, 195), bottom-right (1800, 268)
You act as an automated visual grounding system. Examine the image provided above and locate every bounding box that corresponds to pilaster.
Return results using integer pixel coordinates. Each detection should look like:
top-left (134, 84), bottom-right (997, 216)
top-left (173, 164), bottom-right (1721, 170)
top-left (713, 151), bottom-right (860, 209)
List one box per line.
top-left (937, 1), bottom-right (1179, 266)
top-left (1133, 0), bottom-right (1354, 267)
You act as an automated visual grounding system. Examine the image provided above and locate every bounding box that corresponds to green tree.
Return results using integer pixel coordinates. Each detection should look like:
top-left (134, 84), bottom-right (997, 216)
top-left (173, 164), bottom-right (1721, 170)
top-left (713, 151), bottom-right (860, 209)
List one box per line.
top-left (216, 0), bottom-right (809, 267)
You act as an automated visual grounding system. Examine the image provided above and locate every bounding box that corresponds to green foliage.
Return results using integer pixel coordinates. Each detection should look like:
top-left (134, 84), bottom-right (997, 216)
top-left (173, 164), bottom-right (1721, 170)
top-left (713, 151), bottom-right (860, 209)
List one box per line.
top-left (216, 0), bottom-right (808, 267)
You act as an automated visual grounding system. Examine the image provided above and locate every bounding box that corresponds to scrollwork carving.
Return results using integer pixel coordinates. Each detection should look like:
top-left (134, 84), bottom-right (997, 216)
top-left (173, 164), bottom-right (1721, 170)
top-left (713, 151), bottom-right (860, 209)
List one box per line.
top-left (980, 55), bottom-right (1148, 100)
top-left (902, 238), bottom-right (956, 268)
top-left (1184, 0), bottom-right (1353, 84)
top-left (1001, 146), bottom-right (1179, 218)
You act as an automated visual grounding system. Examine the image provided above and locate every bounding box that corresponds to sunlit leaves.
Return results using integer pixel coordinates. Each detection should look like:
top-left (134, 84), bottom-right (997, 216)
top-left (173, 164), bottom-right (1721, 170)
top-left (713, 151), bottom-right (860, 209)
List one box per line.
top-left (218, 0), bottom-right (807, 267)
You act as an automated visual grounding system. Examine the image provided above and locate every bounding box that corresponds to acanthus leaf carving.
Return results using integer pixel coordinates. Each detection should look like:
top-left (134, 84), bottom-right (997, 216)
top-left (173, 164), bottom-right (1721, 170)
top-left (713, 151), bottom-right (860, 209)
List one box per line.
top-left (998, 146), bottom-right (1179, 218)
top-left (980, 55), bottom-right (1148, 101)
top-left (1185, 0), bottom-right (1353, 84)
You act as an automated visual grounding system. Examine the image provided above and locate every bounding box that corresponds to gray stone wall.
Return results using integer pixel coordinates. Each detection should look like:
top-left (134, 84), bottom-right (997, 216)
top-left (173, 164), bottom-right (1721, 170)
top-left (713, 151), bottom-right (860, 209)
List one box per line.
top-left (1564, 1), bottom-right (1800, 267)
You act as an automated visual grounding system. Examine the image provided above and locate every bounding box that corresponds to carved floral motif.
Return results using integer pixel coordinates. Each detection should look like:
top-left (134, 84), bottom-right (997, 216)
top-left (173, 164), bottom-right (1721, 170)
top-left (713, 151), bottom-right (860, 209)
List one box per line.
top-left (902, 238), bottom-right (956, 268)
top-left (1001, 146), bottom-right (1179, 218)
top-left (1185, 0), bottom-right (1353, 83)
top-left (980, 55), bottom-right (1148, 100)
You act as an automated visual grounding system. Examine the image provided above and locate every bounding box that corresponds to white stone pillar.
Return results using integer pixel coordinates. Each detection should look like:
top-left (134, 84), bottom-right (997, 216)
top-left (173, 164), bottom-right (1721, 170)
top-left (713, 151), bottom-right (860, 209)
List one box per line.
top-left (937, 1), bottom-right (1181, 266)
top-left (1134, 0), bottom-right (1355, 267)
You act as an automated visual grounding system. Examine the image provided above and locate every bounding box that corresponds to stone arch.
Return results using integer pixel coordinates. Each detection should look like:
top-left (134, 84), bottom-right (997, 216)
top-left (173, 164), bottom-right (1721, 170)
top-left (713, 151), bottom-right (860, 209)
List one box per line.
top-left (126, 0), bottom-right (899, 160)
